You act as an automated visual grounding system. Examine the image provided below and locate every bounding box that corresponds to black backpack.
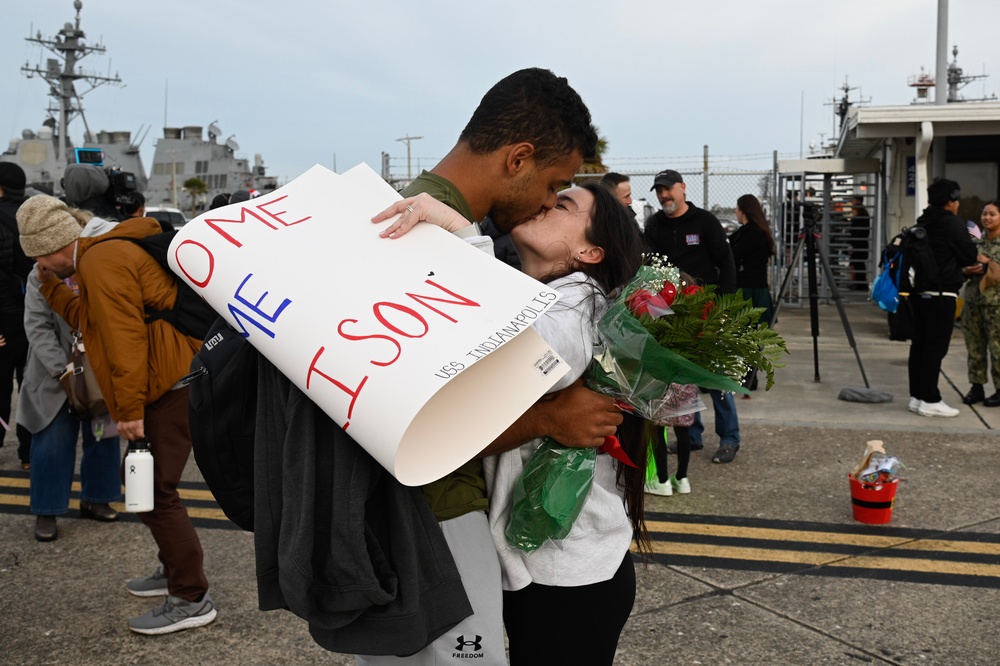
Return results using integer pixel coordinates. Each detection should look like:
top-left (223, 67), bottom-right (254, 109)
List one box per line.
top-left (882, 223), bottom-right (941, 294)
top-left (187, 317), bottom-right (259, 531)
top-left (113, 231), bottom-right (219, 340)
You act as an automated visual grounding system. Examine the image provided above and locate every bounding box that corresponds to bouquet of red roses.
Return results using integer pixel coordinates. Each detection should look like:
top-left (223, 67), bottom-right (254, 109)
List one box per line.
top-left (505, 257), bottom-right (787, 552)
top-left (588, 257), bottom-right (787, 413)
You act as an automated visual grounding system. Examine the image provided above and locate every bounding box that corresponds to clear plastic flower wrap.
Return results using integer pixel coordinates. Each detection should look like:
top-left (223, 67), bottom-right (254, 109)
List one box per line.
top-left (504, 438), bottom-right (598, 553)
top-left (586, 304), bottom-right (743, 424)
top-left (504, 260), bottom-right (788, 553)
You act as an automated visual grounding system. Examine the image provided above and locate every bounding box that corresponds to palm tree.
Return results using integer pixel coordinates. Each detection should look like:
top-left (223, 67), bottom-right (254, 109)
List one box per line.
top-left (183, 177), bottom-right (208, 215)
top-left (577, 130), bottom-right (609, 176)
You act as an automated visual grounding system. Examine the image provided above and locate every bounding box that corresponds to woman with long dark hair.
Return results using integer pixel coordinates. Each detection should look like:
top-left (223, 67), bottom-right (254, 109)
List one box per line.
top-left (380, 180), bottom-right (649, 665)
top-left (961, 200), bottom-right (1000, 406)
top-left (730, 193), bottom-right (776, 389)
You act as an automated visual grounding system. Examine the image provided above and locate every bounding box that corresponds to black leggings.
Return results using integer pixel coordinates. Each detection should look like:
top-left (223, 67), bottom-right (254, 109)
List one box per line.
top-left (502, 553), bottom-right (635, 665)
top-left (652, 425), bottom-right (691, 482)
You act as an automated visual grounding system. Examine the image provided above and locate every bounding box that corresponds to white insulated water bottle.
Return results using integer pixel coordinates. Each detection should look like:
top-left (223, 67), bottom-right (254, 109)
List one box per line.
top-left (124, 438), bottom-right (154, 513)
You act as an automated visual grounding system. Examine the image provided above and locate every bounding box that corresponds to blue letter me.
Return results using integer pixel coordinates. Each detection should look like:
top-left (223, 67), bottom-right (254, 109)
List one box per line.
top-left (228, 273), bottom-right (292, 338)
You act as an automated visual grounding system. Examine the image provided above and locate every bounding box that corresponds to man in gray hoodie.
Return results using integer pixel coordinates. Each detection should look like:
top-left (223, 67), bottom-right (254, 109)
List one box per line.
top-left (62, 164), bottom-right (122, 221)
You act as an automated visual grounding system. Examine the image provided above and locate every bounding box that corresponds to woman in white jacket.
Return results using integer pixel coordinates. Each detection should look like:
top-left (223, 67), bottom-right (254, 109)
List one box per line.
top-left (379, 181), bottom-right (648, 665)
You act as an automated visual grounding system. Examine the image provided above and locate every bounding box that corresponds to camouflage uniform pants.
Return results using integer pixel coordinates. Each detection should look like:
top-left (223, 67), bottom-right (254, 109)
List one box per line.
top-left (962, 300), bottom-right (1000, 387)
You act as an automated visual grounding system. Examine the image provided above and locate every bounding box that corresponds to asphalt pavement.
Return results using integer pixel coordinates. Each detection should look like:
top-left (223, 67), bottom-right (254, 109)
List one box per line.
top-left (1, 300), bottom-right (999, 665)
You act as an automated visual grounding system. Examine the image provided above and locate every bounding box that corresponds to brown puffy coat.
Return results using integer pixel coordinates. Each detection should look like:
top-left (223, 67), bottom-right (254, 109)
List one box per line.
top-left (41, 217), bottom-right (200, 422)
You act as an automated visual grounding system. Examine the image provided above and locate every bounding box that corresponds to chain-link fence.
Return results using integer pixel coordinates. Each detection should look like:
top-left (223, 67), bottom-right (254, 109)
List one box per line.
top-left (384, 154), bottom-right (882, 310)
top-left (621, 170), bottom-right (775, 227)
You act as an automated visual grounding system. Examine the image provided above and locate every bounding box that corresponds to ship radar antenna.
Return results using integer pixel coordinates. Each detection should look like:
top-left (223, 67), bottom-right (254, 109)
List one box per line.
top-left (825, 77), bottom-right (869, 144)
top-left (945, 45), bottom-right (992, 102)
top-left (20, 0), bottom-right (123, 171)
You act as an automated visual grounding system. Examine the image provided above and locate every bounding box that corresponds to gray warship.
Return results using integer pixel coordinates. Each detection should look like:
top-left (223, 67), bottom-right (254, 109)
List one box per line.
top-left (1, 0), bottom-right (148, 195)
top-left (3, 0), bottom-right (278, 214)
top-left (143, 122), bottom-right (278, 211)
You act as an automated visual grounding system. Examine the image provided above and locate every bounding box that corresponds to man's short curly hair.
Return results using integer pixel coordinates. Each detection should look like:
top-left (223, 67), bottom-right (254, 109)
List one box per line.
top-left (459, 68), bottom-right (598, 167)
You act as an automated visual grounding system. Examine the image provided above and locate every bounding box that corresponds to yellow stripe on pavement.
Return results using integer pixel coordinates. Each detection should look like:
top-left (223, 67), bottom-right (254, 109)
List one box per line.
top-left (645, 540), bottom-right (849, 566)
top-left (828, 555), bottom-right (1000, 578)
top-left (0, 494), bottom-right (229, 522)
top-left (0, 478), bottom-right (216, 502)
top-left (643, 541), bottom-right (1000, 579)
top-left (647, 520), bottom-right (911, 548)
top-left (0, 493), bottom-right (29, 506)
top-left (895, 539), bottom-right (1000, 556)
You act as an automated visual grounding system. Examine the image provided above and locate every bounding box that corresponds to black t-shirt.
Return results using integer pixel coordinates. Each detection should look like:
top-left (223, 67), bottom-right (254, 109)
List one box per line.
top-left (643, 203), bottom-right (737, 292)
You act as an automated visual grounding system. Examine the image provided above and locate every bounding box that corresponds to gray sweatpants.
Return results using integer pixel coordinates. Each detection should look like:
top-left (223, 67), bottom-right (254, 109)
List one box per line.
top-left (356, 510), bottom-right (506, 665)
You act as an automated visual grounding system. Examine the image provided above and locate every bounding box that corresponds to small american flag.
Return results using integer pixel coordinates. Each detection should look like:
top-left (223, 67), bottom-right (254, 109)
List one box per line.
top-left (968, 220), bottom-right (982, 239)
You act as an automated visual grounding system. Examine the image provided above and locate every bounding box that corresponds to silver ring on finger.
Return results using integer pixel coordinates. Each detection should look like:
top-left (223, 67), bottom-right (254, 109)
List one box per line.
top-left (405, 205), bottom-right (415, 213)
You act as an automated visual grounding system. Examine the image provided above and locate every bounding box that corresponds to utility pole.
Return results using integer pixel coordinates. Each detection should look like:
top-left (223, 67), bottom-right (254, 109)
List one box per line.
top-left (932, 0), bottom-right (949, 179)
top-left (396, 134), bottom-right (422, 180)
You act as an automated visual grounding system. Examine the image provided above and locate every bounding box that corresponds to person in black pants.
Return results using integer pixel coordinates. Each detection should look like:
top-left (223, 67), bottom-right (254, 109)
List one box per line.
top-left (0, 163), bottom-right (34, 468)
top-left (730, 194), bottom-right (776, 390)
top-left (908, 179), bottom-right (983, 418)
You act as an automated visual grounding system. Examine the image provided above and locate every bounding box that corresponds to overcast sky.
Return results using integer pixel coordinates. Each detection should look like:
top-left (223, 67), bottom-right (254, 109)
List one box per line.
top-left (2, 0), bottom-right (998, 186)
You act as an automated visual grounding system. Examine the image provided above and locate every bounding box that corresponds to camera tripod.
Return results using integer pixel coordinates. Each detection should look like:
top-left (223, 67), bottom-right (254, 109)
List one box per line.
top-left (769, 218), bottom-right (873, 389)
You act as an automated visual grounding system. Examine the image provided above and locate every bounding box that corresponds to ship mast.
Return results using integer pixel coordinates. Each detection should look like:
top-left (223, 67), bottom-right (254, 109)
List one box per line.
top-left (20, 0), bottom-right (122, 170)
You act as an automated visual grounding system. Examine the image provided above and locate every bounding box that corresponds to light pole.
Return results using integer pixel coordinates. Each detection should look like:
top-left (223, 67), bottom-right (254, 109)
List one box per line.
top-left (396, 134), bottom-right (422, 180)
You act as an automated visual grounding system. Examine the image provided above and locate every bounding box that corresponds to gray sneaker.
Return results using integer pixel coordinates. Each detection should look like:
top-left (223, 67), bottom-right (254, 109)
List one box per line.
top-left (126, 565), bottom-right (168, 597)
top-left (128, 592), bottom-right (217, 635)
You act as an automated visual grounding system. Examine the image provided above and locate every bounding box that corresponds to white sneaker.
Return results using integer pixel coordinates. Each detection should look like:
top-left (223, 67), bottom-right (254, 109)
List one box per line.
top-left (908, 397), bottom-right (921, 413)
top-left (644, 478), bottom-right (672, 496)
top-left (670, 475), bottom-right (692, 494)
top-left (917, 400), bottom-right (959, 418)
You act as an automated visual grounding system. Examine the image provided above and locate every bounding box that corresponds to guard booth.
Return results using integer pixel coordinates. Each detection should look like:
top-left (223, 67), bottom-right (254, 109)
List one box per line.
top-left (774, 158), bottom-right (882, 308)
top-left (835, 103), bottom-right (1000, 235)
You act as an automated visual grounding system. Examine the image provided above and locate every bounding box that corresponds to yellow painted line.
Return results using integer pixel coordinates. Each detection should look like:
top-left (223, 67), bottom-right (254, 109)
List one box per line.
top-left (649, 521), bottom-right (1000, 556)
top-left (177, 488), bottom-right (217, 501)
top-left (895, 539), bottom-right (1000, 556)
top-left (186, 506), bottom-right (230, 520)
top-left (0, 494), bottom-right (228, 522)
top-left (0, 494), bottom-right (29, 506)
top-left (0, 479), bottom-right (216, 502)
top-left (828, 555), bottom-right (1000, 578)
top-left (645, 540), bottom-right (850, 566)
top-left (647, 520), bottom-right (910, 548)
top-left (643, 542), bottom-right (1000, 579)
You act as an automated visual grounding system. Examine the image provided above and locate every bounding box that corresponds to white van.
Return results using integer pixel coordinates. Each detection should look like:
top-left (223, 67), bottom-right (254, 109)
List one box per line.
top-left (144, 206), bottom-right (188, 230)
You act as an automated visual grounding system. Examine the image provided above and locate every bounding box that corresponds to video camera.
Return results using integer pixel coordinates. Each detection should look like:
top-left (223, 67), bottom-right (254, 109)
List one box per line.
top-left (105, 168), bottom-right (138, 206)
top-left (71, 147), bottom-right (138, 207)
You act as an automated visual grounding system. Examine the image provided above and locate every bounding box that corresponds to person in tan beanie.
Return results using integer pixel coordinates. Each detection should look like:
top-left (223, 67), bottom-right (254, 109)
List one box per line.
top-left (14, 197), bottom-right (122, 542)
top-left (15, 195), bottom-right (85, 272)
top-left (17, 194), bottom-right (217, 635)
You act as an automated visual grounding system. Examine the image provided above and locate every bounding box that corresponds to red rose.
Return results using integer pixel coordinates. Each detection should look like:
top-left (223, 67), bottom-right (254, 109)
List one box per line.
top-left (681, 284), bottom-right (701, 296)
top-left (626, 288), bottom-right (671, 318)
top-left (658, 281), bottom-right (677, 306)
top-left (625, 288), bottom-right (653, 316)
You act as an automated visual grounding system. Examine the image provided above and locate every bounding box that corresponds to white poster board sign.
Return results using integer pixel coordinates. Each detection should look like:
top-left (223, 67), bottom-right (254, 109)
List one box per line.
top-left (168, 164), bottom-right (569, 485)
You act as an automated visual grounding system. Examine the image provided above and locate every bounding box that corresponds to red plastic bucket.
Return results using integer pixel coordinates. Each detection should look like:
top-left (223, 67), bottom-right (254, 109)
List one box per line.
top-left (848, 474), bottom-right (898, 524)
